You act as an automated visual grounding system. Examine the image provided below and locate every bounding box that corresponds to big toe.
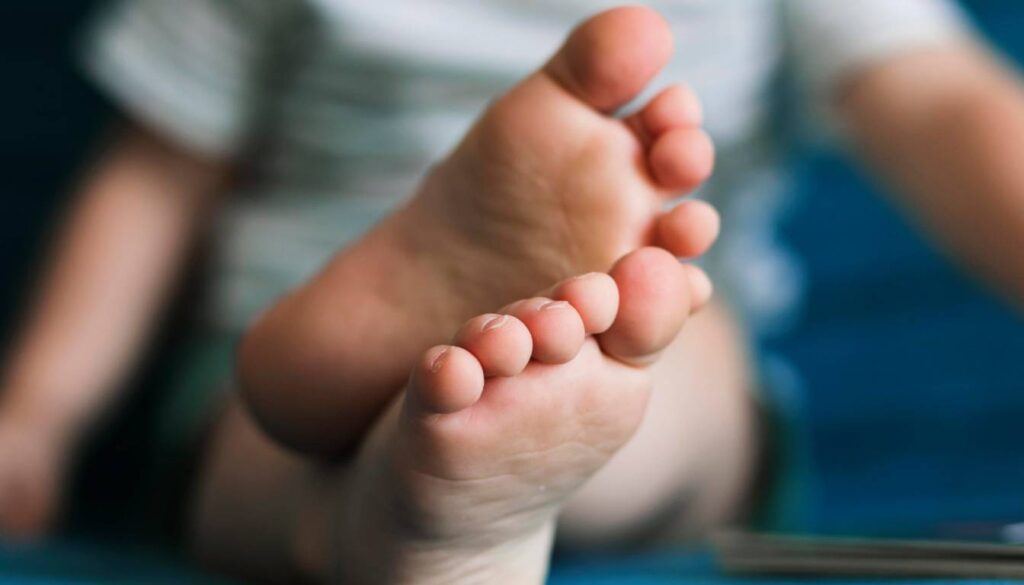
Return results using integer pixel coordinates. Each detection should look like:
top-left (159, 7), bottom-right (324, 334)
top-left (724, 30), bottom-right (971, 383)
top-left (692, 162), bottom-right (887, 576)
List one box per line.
top-left (544, 6), bottom-right (673, 113)
top-left (598, 247), bottom-right (691, 365)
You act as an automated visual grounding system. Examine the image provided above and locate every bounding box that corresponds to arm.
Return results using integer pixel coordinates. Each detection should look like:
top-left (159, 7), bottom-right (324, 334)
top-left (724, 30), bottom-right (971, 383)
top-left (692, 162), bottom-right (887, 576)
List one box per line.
top-left (0, 123), bottom-right (228, 535)
top-left (838, 44), bottom-right (1024, 305)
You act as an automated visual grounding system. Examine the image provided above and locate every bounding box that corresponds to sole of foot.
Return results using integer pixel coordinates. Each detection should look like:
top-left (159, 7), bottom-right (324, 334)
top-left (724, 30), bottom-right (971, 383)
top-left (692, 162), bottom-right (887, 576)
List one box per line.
top-left (339, 247), bottom-right (694, 584)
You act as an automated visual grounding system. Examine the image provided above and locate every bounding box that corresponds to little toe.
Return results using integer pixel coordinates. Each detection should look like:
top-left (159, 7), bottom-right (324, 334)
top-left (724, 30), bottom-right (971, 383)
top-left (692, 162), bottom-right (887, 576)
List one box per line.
top-left (682, 264), bottom-right (714, 312)
top-left (656, 199), bottom-right (720, 259)
top-left (452, 314), bottom-right (533, 378)
top-left (410, 345), bottom-right (485, 415)
top-left (598, 247), bottom-right (691, 366)
top-left (502, 297), bottom-right (587, 364)
top-left (649, 127), bottom-right (714, 192)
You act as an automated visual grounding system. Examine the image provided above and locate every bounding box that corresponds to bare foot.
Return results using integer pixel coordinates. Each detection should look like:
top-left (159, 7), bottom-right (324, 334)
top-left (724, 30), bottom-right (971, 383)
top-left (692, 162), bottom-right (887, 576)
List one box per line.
top-left (336, 248), bottom-right (694, 584)
top-left (240, 7), bottom-right (718, 454)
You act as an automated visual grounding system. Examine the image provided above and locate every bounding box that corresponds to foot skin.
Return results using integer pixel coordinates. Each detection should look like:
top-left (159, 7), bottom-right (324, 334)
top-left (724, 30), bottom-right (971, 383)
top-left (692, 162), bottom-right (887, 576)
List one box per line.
top-left (241, 6), bottom-right (718, 455)
top-left (412, 8), bottom-right (716, 281)
top-left (338, 248), bottom-right (693, 584)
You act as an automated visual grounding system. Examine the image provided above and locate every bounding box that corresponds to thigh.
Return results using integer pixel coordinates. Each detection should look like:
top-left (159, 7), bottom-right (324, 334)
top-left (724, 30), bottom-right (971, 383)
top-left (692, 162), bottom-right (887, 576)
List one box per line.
top-left (556, 300), bottom-right (760, 548)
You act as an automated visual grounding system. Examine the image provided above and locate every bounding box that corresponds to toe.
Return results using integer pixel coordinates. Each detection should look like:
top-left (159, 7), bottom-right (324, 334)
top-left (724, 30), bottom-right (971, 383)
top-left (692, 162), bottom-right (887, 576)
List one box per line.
top-left (452, 314), bottom-right (533, 377)
top-left (547, 272), bottom-right (620, 335)
top-left (628, 84), bottom-right (703, 142)
top-left (598, 247), bottom-right (691, 365)
top-left (502, 297), bottom-right (587, 364)
top-left (544, 6), bottom-right (673, 113)
top-left (656, 199), bottom-right (720, 259)
top-left (683, 264), bottom-right (714, 311)
top-left (649, 127), bottom-right (714, 191)
top-left (410, 346), bottom-right (485, 415)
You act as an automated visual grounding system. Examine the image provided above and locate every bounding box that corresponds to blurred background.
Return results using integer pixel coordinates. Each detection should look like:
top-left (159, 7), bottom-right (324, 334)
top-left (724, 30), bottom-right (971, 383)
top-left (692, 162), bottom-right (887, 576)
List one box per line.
top-left (769, 0), bottom-right (1024, 536)
top-left (1, 0), bottom-right (1024, 581)
top-left (774, 151), bottom-right (1024, 532)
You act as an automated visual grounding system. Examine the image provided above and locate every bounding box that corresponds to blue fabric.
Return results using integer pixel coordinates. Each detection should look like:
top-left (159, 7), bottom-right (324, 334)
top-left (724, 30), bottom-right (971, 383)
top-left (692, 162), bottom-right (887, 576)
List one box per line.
top-left (768, 0), bottom-right (1024, 530)
top-left (550, 550), bottom-right (1023, 585)
top-left (768, 153), bottom-right (1024, 537)
top-left (0, 541), bottom-right (230, 584)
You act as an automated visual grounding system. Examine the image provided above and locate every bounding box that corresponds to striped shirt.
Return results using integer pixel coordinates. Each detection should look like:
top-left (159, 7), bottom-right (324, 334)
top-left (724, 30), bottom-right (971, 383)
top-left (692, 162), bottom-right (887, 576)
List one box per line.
top-left (81, 0), bottom-right (971, 333)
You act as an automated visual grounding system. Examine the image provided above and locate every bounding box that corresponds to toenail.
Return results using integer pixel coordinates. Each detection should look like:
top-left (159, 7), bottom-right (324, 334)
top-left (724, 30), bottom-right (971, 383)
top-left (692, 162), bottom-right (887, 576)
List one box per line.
top-left (430, 347), bottom-right (450, 373)
top-left (539, 300), bottom-right (571, 311)
top-left (481, 315), bottom-right (508, 331)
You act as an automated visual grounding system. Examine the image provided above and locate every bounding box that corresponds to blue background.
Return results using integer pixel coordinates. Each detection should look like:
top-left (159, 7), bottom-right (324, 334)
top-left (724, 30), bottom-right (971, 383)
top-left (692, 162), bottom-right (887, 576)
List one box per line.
top-left (771, 0), bottom-right (1024, 535)
top-left (1, 0), bottom-right (1023, 581)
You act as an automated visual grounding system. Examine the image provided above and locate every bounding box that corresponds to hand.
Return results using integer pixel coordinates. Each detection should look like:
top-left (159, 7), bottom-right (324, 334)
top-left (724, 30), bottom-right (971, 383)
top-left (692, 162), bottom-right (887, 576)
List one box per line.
top-left (0, 411), bottom-right (69, 540)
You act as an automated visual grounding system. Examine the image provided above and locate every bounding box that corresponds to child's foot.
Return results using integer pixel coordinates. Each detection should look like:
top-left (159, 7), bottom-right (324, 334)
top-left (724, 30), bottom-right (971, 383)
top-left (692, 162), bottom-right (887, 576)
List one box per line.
top-left (404, 6), bottom-right (715, 287)
top-left (337, 248), bottom-right (692, 584)
top-left (241, 7), bottom-right (718, 454)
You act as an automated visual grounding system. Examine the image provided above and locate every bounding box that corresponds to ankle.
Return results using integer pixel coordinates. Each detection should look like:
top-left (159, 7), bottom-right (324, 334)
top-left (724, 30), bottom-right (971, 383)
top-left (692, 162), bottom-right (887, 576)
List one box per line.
top-left (338, 512), bottom-right (556, 585)
top-left (335, 436), bottom-right (557, 584)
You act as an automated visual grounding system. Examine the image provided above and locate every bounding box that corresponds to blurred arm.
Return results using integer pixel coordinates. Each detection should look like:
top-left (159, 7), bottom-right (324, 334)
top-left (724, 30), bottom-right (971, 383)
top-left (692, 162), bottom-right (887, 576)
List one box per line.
top-left (1, 123), bottom-right (229, 440)
top-left (839, 44), bottom-right (1024, 305)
